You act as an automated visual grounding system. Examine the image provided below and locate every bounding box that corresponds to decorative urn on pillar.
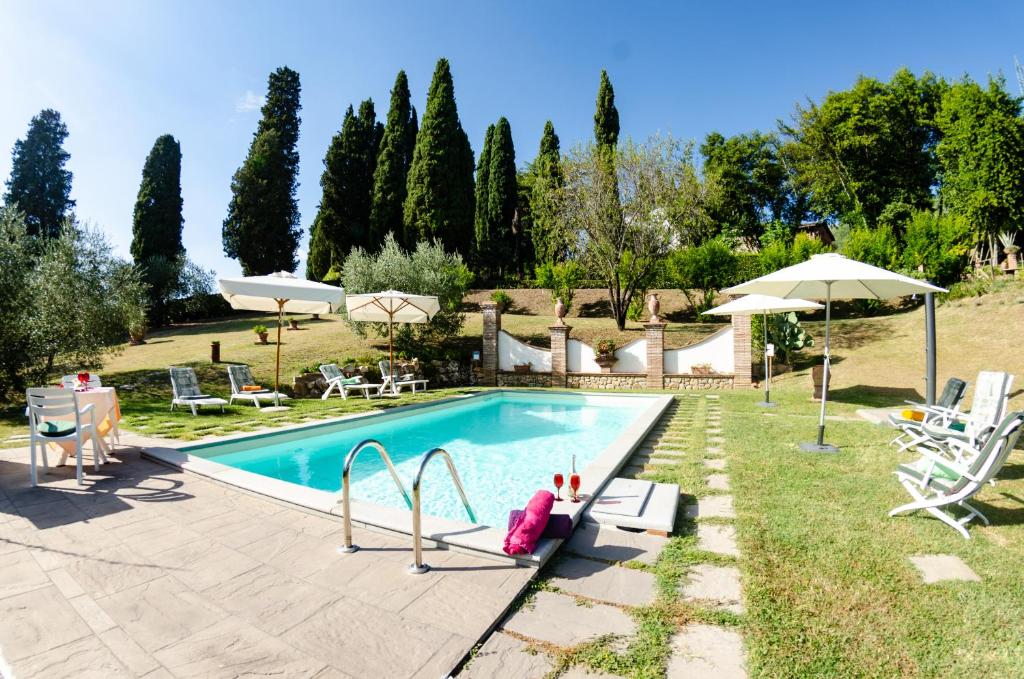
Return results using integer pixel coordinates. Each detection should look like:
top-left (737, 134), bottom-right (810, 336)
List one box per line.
top-left (554, 298), bottom-right (567, 325)
top-left (647, 293), bottom-right (661, 323)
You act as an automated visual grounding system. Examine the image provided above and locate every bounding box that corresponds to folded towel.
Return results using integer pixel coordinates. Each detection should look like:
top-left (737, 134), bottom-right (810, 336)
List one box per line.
top-left (241, 385), bottom-right (263, 392)
top-left (341, 376), bottom-right (364, 385)
top-left (503, 490), bottom-right (554, 556)
top-left (901, 409), bottom-right (925, 422)
top-left (508, 509), bottom-right (573, 540)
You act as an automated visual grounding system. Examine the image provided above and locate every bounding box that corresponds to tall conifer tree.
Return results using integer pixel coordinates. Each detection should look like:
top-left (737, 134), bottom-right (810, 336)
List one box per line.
top-left (487, 117), bottom-right (518, 276)
top-left (370, 71), bottom-right (418, 248)
top-left (131, 134), bottom-right (184, 324)
top-left (223, 66), bottom-right (302, 274)
top-left (531, 120), bottom-right (566, 262)
top-left (594, 70), bottom-right (620, 150)
top-left (3, 109), bottom-right (75, 238)
top-left (404, 58), bottom-right (475, 253)
top-left (473, 124), bottom-right (495, 271)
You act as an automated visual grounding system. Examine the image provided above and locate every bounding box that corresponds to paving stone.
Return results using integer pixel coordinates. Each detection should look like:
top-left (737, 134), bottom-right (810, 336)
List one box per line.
top-left (708, 436), bottom-right (726, 444)
top-left (11, 634), bottom-right (132, 679)
top-left (667, 623), bottom-right (747, 678)
top-left (632, 455), bottom-right (679, 467)
top-left (622, 465), bottom-right (646, 477)
top-left (685, 496), bottom-right (735, 519)
top-left (705, 428), bottom-right (723, 435)
top-left (680, 564), bottom-right (744, 614)
top-left (501, 590), bottom-right (636, 646)
top-left (0, 585), bottom-right (91, 661)
top-left (0, 549), bottom-right (50, 600)
top-left (706, 446), bottom-right (724, 456)
top-left (460, 632), bottom-right (552, 678)
top-left (707, 474), bottom-right (731, 491)
top-left (567, 522), bottom-right (667, 565)
top-left (561, 667), bottom-right (619, 678)
top-left (67, 593), bottom-right (119, 633)
top-left (153, 538), bottom-right (261, 593)
top-left (95, 626), bottom-right (161, 676)
top-left (549, 556), bottom-right (657, 606)
top-left (153, 618), bottom-right (327, 678)
top-left (909, 554), bottom-right (981, 584)
top-left (704, 458), bottom-right (726, 470)
top-left (697, 524), bottom-right (740, 557)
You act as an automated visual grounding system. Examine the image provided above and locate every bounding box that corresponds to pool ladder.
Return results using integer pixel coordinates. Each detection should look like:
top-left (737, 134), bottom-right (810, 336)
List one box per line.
top-left (338, 439), bottom-right (477, 575)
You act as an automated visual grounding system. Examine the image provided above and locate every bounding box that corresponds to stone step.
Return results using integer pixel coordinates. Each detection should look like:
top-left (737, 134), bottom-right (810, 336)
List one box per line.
top-left (566, 523), bottom-right (668, 566)
top-left (679, 563), bottom-right (744, 614)
top-left (684, 495), bottom-right (735, 519)
top-left (704, 458), bottom-right (726, 470)
top-left (667, 624), bottom-right (747, 678)
top-left (501, 591), bottom-right (636, 647)
top-left (548, 556), bottom-right (657, 607)
top-left (697, 524), bottom-right (739, 557)
top-left (706, 474), bottom-right (731, 491)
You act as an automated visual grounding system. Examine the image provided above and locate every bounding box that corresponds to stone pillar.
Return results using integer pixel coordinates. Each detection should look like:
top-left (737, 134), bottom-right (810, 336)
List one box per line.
top-left (732, 314), bottom-right (753, 387)
top-left (644, 322), bottom-right (666, 389)
top-left (550, 325), bottom-right (571, 388)
top-left (481, 301), bottom-right (500, 386)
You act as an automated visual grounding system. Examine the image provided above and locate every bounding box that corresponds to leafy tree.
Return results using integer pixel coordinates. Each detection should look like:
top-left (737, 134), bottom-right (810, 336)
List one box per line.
top-left (131, 134), bottom-right (184, 326)
top-left (0, 208), bottom-right (147, 397)
top-left (404, 58), bottom-right (475, 253)
top-left (370, 71), bottom-right (418, 248)
top-left (935, 77), bottom-right (1024, 262)
top-left (530, 121), bottom-right (568, 263)
top-left (487, 117), bottom-right (518, 277)
top-left (783, 68), bottom-right (944, 227)
top-left (534, 260), bottom-right (585, 313)
top-left (3, 109), bottom-right (75, 238)
top-left (473, 124), bottom-right (494, 271)
top-left (594, 70), bottom-right (620, 150)
top-left (341, 233), bottom-right (473, 356)
top-left (311, 100), bottom-right (380, 265)
top-left (223, 67), bottom-right (302, 274)
top-left (558, 136), bottom-right (690, 330)
top-left (670, 238), bottom-right (738, 314)
top-left (842, 225), bottom-right (900, 269)
top-left (901, 210), bottom-right (971, 286)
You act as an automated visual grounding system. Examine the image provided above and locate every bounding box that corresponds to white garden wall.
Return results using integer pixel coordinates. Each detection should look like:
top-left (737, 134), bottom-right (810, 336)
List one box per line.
top-left (566, 339), bottom-right (600, 373)
top-left (663, 326), bottom-right (734, 374)
top-left (613, 338), bottom-right (647, 373)
top-left (497, 330), bottom-right (552, 372)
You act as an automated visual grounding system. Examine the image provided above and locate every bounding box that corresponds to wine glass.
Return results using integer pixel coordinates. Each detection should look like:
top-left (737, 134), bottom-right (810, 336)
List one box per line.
top-left (77, 371), bottom-right (89, 389)
top-left (553, 473), bottom-right (564, 501)
top-left (569, 473), bottom-right (581, 503)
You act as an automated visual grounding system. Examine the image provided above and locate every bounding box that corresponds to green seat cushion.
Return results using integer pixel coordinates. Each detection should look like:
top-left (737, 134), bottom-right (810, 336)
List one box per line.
top-left (37, 420), bottom-right (76, 437)
top-left (898, 459), bottom-right (959, 489)
top-left (341, 377), bottom-right (363, 385)
top-left (949, 421), bottom-right (966, 432)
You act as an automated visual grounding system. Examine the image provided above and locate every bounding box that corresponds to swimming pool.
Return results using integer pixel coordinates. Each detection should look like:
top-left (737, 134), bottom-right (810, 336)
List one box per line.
top-left (176, 391), bottom-right (666, 529)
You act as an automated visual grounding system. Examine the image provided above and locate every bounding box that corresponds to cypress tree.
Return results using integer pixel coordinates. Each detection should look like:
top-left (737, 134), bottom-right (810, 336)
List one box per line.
top-left (404, 58), bottom-right (475, 253)
top-left (473, 124), bottom-right (495, 272)
top-left (305, 220), bottom-right (331, 280)
top-left (370, 71), bottom-right (417, 248)
top-left (487, 117), bottom-right (518, 277)
top-left (223, 66), bottom-right (302, 274)
top-left (130, 134), bottom-right (184, 325)
top-left (594, 70), bottom-right (620, 150)
top-left (3, 109), bottom-right (75, 238)
top-left (531, 120), bottom-right (566, 262)
top-left (312, 100), bottom-right (380, 265)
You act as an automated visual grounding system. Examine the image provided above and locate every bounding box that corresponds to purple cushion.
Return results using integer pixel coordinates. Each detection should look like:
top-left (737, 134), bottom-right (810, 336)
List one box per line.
top-left (507, 509), bottom-right (573, 540)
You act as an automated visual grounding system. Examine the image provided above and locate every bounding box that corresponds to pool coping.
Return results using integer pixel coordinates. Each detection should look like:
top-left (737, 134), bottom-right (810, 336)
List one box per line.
top-left (141, 388), bottom-right (673, 567)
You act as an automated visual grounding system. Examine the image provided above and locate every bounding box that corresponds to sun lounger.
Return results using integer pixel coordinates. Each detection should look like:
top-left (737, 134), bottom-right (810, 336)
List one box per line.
top-left (227, 365), bottom-right (290, 409)
top-left (169, 367), bottom-right (228, 416)
top-left (319, 363), bottom-right (384, 400)
top-left (379, 359), bottom-right (428, 395)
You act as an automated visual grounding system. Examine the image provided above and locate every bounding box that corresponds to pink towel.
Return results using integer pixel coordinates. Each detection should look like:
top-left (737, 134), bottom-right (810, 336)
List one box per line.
top-left (503, 490), bottom-right (555, 555)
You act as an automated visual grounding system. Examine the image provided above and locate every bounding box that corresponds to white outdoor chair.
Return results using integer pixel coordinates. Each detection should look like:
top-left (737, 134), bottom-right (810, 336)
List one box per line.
top-left (227, 364), bottom-right (289, 408)
top-left (61, 374), bottom-right (103, 389)
top-left (889, 410), bottom-right (1024, 539)
top-left (914, 371), bottom-right (1014, 457)
top-left (378, 359), bottom-right (428, 395)
top-left (169, 367), bottom-right (228, 415)
top-left (26, 387), bottom-right (102, 486)
top-left (319, 363), bottom-right (383, 400)
top-left (889, 377), bottom-right (968, 452)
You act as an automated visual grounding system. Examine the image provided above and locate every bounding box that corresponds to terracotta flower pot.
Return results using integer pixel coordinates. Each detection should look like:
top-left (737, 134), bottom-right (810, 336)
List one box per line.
top-left (595, 354), bottom-right (616, 374)
top-left (258, 332), bottom-right (269, 345)
top-left (647, 293), bottom-right (660, 322)
top-left (554, 298), bottom-right (567, 325)
top-left (811, 364), bottom-right (831, 400)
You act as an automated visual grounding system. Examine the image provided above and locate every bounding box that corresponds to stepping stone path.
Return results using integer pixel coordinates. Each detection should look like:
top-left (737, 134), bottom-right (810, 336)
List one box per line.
top-left (909, 554), bottom-right (981, 584)
top-left (459, 396), bottom-right (747, 678)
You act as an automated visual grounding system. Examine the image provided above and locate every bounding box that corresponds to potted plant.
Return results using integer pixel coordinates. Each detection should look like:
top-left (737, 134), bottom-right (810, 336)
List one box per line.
top-left (490, 290), bottom-right (513, 313)
top-left (999, 231), bottom-right (1019, 274)
top-left (289, 318), bottom-right (300, 330)
top-left (128, 321), bottom-right (147, 346)
top-left (513, 362), bottom-right (532, 374)
top-left (253, 324), bottom-right (269, 345)
top-left (594, 338), bottom-right (617, 373)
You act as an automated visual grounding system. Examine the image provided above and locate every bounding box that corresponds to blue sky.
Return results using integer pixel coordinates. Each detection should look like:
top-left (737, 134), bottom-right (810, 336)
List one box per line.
top-left (2, 1), bottom-right (1022, 277)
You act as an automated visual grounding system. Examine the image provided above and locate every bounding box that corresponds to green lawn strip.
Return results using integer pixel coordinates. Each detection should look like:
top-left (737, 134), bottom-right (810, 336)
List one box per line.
top-left (722, 387), bottom-right (1024, 678)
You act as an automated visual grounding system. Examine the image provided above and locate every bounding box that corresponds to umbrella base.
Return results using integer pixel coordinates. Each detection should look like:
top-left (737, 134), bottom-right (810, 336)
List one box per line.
top-left (800, 442), bottom-right (839, 453)
top-left (260, 405), bottom-right (291, 413)
top-left (756, 401), bottom-right (777, 408)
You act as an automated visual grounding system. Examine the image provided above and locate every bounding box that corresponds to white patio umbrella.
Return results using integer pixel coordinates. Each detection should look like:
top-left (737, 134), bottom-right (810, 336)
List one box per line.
top-left (724, 253), bottom-right (945, 452)
top-left (702, 294), bottom-right (823, 407)
top-left (344, 290), bottom-right (440, 393)
top-left (218, 272), bottom-right (345, 408)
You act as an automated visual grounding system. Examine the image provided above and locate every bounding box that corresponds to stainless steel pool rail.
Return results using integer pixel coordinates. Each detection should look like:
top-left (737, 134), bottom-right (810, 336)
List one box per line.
top-left (338, 439), bottom-right (412, 554)
top-left (408, 447), bottom-right (477, 575)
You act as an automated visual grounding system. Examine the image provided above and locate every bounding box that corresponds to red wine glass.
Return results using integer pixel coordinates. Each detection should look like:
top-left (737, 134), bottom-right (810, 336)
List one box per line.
top-left (77, 371), bottom-right (89, 389)
top-left (569, 473), bottom-right (581, 503)
top-left (553, 473), bottom-right (564, 501)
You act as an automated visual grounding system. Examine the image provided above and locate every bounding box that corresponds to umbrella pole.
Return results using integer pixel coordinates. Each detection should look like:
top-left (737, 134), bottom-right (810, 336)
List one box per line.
top-left (802, 282), bottom-right (837, 452)
top-left (275, 299), bottom-right (284, 408)
top-left (389, 317), bottom-right (395, 395)
top-left (757, 311), bottom-right (776, 407)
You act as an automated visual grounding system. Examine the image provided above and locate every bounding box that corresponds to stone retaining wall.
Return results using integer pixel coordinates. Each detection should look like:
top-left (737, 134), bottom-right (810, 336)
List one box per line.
top-left (663, 374), bottom-right (735, 390)
top-left (566, 373), bottom-right (648, 390)
top-left (497, 372), bottom-right (552, 387)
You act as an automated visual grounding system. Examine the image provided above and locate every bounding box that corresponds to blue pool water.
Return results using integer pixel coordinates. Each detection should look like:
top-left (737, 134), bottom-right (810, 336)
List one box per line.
top-left (185, 392), bottom-right (656, 527)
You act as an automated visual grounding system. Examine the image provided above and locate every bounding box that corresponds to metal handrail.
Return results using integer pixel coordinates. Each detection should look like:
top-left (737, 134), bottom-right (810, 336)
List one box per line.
top-left (408, 447), bottom-right (477, 574)
top-left (338, 439), bottom-right (411, 554)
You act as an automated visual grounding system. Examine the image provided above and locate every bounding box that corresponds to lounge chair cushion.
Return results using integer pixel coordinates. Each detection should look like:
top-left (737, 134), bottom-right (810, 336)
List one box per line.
top-left (897, 460), bottom-right (958, 489)
top-left (37, 420), bottom-right (77, 437)
top-left (901, 409), bottom-right (925, 422)
top-left (241, 385), bottom-right (263, 392)
top-left (341, 377), bottom-right (364, 385)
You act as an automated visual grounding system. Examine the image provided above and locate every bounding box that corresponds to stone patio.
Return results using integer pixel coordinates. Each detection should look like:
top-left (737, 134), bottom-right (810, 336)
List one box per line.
top-left (0, 439), bottom-right (533, 678)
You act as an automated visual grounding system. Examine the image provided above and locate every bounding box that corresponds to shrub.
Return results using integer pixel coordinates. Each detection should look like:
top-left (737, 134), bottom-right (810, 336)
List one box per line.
top-left (595, 338), bottom-right (617, 355)
top-left (341, 234), bottom-right (473, 358)
top-left (733, 252), bottom-right (762, 285)
top-left (791, 232), bottom-right (830, 262)
top-left (842, 225), bottom-right (899, 269)
top-left (902, 211), bottom-right (971, 287)
top-left (534, 260), bottom-right (585, 314)
top-left (669, 238), bottom-right (738, 315)
top-left (490, 290), bottom-right (513, 313)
